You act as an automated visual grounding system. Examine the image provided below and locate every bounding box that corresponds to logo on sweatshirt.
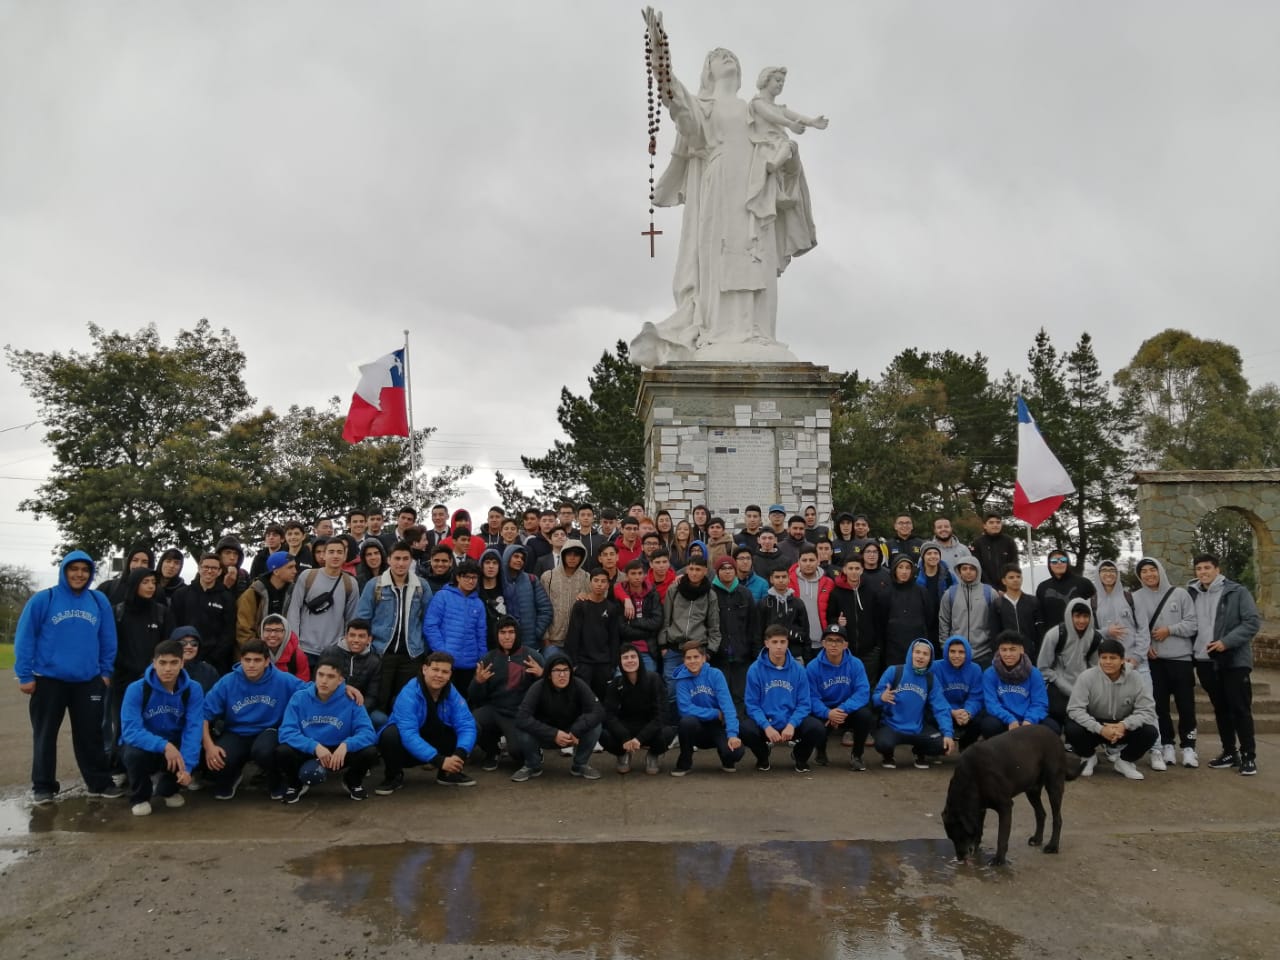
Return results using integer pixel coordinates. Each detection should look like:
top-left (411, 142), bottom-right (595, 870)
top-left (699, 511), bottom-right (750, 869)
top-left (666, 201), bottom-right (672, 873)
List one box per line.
top-left (231, 694), bottom-right (279, 714)
top-left (764, 678), bottom-right (794, 694)
top-left (307, 715), bottom-right (345, 730)
top-left (51, 608), bottom-right (99, 627)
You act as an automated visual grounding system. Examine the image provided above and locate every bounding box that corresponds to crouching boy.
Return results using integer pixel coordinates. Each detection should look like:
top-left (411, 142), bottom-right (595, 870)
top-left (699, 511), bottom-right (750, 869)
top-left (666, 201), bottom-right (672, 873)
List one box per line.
top-left (872, 638), bottom-right (955, 769)
top-left (376, 651), bottom-right (477, 793)
top-left (119, 639), bottom-right (204, 816)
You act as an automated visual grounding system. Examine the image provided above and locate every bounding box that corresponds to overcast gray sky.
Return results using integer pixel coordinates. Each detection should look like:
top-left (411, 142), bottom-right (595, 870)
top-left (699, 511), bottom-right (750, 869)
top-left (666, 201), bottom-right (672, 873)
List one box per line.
top-left (3, 1), bottom-right (1279, 581)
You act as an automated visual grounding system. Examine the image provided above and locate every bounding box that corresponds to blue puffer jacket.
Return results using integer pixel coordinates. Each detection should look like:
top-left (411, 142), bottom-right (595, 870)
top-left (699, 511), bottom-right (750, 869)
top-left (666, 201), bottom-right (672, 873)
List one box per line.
top-left (383, 675), bottom-right (478, 764)
top-left (503, 544), bottom-right (553, 650)
top-left (356, 569), bottom-right (431, 656)
top-left (423, 584), bottom-right (487, 669)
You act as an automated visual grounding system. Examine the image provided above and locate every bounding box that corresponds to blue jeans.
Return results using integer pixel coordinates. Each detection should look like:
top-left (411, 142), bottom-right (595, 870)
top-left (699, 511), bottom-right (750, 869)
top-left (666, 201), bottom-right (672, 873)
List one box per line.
top-left (516, 723), bottom-right (602, 771)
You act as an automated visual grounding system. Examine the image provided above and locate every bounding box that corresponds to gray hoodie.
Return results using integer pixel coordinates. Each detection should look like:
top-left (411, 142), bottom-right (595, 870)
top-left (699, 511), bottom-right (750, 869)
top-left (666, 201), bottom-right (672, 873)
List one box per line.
top-left (1067, 661), bottom-right (1158, 732)
top-left (1089, 560), bottom-right (1143, 668)
top-left (1132, 558), bottom-right (1197, 662)
top-left (1037, 597), bottom-right (1100, 697)
top-left (938, 549), bottom-right (995, 663)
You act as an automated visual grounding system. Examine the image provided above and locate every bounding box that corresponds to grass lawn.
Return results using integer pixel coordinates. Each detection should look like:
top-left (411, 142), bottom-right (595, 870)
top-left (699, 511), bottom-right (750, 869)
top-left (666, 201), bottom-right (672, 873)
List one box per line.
top-left (0, 644), bottom-right (14, 671)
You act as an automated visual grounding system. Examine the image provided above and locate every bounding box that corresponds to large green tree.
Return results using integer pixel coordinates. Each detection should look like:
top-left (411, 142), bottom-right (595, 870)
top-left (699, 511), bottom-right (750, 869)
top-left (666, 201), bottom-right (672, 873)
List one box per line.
top-left (7, 322), bottom-right (468, 561)
top-left (0, 564), bottom-right (37, 644)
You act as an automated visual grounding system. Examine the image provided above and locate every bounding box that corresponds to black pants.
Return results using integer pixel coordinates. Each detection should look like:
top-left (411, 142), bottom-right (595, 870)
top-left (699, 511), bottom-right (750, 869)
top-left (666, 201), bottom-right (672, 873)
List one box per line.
top-left (740, 715), bottom-right (826, 765)
top-left (714, 660), bottom-right (750, 718)
top-left (1196, 662), bottom-right (1255, 757)
top-left (212, 729), bottom-right (281, 792)
top-left (874, 722), bottom-right (946, 760)
top-left (977, 714), bottom-right (1061, 739)
top-left (29, 676), bottom-right (113, 795)
top-left (599, 719), bottom-right (671, 756)
top-left (121, 744), bottom-right (180, 805)
top-left (103, 672), bottom-right (141, 772)
top-left (675, 715), bottom-right (745, 771)
top-left (1063, 718), bottom-right (1158, 761)
top-left (953, 710), bottom-right (986, 751)
top-left (449, 668), bottom-right (476, 698)
top-left (473, 705), bottom-right (524, 763)
top-left (379, 723), bottom-right (457, 780)
top-left (376, 651), bottom-right (421, 714)
top-left (1151, 659), bottom-right (1197, 748)
top-left (575, 662), bottom-right (613, 703)
top-left (1046, 684), bottom-right (1072, 727)
top-left (816, 705), bottom-right (877, 757)
top-left (275, 743), bottom-right (378, 788)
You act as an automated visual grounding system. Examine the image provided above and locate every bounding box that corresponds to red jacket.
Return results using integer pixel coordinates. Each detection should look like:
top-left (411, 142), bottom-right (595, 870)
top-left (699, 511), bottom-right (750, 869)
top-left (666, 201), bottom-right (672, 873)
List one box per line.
top-left (273, 631), bottom-right (311, 681)
top-left (646, 567), bottom-right (677, 603)
top-left (788, 567), bottom-right (834, 631)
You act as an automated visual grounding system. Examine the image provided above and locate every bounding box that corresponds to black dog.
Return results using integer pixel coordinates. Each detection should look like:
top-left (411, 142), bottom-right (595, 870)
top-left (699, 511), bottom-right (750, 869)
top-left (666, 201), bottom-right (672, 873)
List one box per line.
top-left (941, 724), bottom-right (1083, 866)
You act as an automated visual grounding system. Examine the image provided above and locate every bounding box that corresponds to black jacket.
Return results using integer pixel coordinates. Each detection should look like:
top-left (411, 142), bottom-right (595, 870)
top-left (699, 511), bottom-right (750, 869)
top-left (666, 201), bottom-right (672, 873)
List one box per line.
top-left (112, 569), bottom-right (175, 682)
top-left (603, 667), bottom-right (666, 743)
top-left (517, 664), bottom-right (605, 742)
top-left (170, 580), bottom-right (236, 673)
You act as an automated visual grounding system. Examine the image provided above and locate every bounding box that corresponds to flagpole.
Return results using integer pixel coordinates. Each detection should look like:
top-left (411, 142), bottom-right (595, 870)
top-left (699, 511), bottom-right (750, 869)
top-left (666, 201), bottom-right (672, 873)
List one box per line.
top-left (1025, 521), bottom-right (1036, 588)
top-left (403, 328), bottom-right (418, 507)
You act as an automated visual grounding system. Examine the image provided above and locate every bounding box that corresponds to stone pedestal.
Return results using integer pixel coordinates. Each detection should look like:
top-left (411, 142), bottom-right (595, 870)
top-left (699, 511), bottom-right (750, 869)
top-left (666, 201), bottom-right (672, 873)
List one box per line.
top-left (635, 362), bottom-right (837, 523)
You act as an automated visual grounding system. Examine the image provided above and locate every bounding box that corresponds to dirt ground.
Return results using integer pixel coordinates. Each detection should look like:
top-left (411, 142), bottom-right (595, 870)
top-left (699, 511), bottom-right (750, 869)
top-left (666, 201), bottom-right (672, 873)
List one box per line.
top-left (1, 678), bottom-right (1277, 960)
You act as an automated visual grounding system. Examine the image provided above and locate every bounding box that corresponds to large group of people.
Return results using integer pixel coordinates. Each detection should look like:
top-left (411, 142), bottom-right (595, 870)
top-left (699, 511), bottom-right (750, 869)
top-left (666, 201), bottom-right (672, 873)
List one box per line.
top-left (13, 499), bottom-right (1263, 815)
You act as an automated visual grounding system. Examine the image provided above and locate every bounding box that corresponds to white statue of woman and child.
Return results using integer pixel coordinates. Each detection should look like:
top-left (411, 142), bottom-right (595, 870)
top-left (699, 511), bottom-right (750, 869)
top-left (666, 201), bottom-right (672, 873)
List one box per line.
top-left (631, 6), bottom-right (829, 368)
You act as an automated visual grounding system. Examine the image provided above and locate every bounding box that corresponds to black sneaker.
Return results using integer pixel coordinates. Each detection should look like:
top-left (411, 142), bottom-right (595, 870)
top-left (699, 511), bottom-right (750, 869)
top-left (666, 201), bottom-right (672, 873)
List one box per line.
top-left (755, 758), bottom-right (772, 772)
top-left (32, 791), bottom-right (56, 806)
top-left (791, 749), bottom-right (811, 774)
top-left (346, 782), bottom-right (368, 801)
top-left (1207, 751), bottom-right (1239, 770)
top-left (1239, 756), bottom-right (1258, 776)
top-left (481, 753), bottom-right (499, 773)
top-left (849, 753), bottom-right (867, 772)
top-left (913, 754), bottom-right (930, 770)
top-left (284, 784), bottom-right (309, 804)
top-left (814, 746), bottom-right (829, 767)
top-left (375, 775), bottom-right (404, 795)
top-left (437, 771), bottom-right (477, 787)
top-left (881, 752), bottom-right (897, 769)
top-left (86, 784), bottom-right (125, 799)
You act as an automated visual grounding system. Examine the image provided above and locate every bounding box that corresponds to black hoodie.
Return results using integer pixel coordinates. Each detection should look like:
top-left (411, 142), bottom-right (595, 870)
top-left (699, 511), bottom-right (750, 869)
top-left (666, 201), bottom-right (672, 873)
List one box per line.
top-left (516, 654), bottom-right (605, 741)
top-left (603, 654), bottom-right (666, 744)
top-left (97, 541), bottom-right (156, 605)
top-left (112, 567), bottom-right (175, 682)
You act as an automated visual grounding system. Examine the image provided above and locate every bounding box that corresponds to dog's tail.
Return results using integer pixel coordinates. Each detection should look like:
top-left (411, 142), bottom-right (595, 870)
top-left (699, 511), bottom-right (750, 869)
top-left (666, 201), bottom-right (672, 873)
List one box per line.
top-left (1064, 753), bottom-right (1086, 781)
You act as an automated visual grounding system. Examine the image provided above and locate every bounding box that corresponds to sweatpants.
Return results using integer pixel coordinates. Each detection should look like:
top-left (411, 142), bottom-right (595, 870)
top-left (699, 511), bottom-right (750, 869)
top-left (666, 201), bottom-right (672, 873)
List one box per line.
top-left (376, 651), bottom-right (421, 714)
top-left (1196, 662), bottom-right (1255, 757)
top-left (977, 714), bottom-right (1061, 739)
top-left (874, 722), bottom-right (947, 761)
top-left (574, 662), bottom-right (613, 703)
top-left (211, 728), bottom-right (281, 793)
top-left (817, 706), bottom-right (877, 756)
top-left (674, 715), bottom-right (745, 771)
top-left (29, 676), bottom-right (114, 795)
top-left (1063, 718), bottom-right (1158, 761)
top-left (1151, 659), bottom-right (1197, 748)
top-left (740, 715), bottom-right (826, 766)
top-left (275, 743), bottom-right (378, 788)
top-left (121, 744), bottom-right (180, 805)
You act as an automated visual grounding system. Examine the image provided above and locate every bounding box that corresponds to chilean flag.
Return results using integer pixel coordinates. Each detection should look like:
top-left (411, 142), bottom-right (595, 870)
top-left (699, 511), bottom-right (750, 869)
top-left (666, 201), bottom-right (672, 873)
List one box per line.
top-left (1012, 395), bottom-right (1074, 528)
top-left (342, 349), bottom-right (409, 443)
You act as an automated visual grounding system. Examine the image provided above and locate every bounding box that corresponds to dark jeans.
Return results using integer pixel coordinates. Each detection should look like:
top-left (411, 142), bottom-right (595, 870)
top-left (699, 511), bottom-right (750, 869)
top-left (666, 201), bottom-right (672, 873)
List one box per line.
top-left (816, 705), bottom-right (877, 757)
top-left (740, 715), bottom-right (826, 765)
top-left (376, 651), bottom-right (422, 714)
top-left (473, 705), bottom-right (525, 763)
top-left (1063, 718), bottom-right (1158, 761)
top-left (29, 676), bottom-right (113, 795)
top-left (212, 729), bottom-right (281, 792)
top-left (674, 715), bottom-right (745, 771)
top-left (977, 714), bottom-right (1061, 739)
top-left (874, 722), bottom-right (946, 760)
top-left (515, 722), bottom-right (602, 772)
top-left (599, 720), bottom-right (671, 756)
top-left (379, 723), bottom-right (456, 780)
top-left (121, 744), bottom-right (180, 805)
top-left (275, 743), bottom-right (378, 788)
top-left (1151, 659), bottom-right (1197, 747)
top-left (1196, 662), bottom-right (1254, 757)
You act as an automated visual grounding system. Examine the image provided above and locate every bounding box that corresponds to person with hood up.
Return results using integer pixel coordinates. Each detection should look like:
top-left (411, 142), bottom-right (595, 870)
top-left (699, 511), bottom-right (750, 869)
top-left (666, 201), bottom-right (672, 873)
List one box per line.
top-left (938, 549), bottom-right (997, 667)
top-left (355, 539), bottom-right (387, 590)
top-left (1133, 557), bottom-right (1199, 769)
top-left (105, 567), bottom-right (174, 770)
top-left (880, 555), bottom-right (933, 675)
top-left (670, 639), bottom-right (745, 775)
top-left (260, 613), bottom-right (310, 680)
top-left (711, 555), bottom-right (760, 711)
top-left (741, 626), bottom-right (823, 772)
top-left (1037, 597), bottom-right (1101, 728)
top-left (829, 512), bottom-right (859, 566)
top-left (423, 559), bottom-right (488, 694)
top-left (1035, 548), bottom-right (1095, 642)
top-left (376, 651), bottom-right (479, 793)
top-left (469, 615), bottom-right (544, 771)
top-left (513, 653), bottom-right (605, 782)
top-left (601, 643), bottom-right (670, 775)
top-left (448, 508), bottom-right (487, 560)
top-left (15, 550), bottom-right (123, 803)
top-left (356, 540), bottom-right (429, 713)
top-left (931, 634), bottom-right (985, 751)
top-left (96, 542), bottom-right (155, 605)
top-left (119, 638), bottom-right (204, 816)
top-left (873, 637), bottom-right (955, 769)
top-left (476, 547), bottom-right (515, 649)
top-left (805, 623), bottom-right (874, 770)
top-left (171, 552), bottom-right (237, 674)
top-left (504, 543), bottom-right (553, 653)
top-left (658, 555), bottom-right (721, 717)
top-left (236, 551), bottom-right (297, 649)
top-left (215, 535), bottom-right (251, 599)
top-left (1066, 637), bottom-right (1159, 780)
top-left (172, 626), bottom-right (220, 693)
top-left (1090, 559), bottom-right (1142, 676)
top-left (979, 630), bottom-right (1053, 739)
top-left (156, 547), bottom-right (186, 603)
top-left (276, 655), bottom-right (379, 802)
top-left (322, 619), bottom-right (384, 726)
top-left (540, 538), bottom-right (589, 659)
top-left (859, 541), bottom-right (891, 596)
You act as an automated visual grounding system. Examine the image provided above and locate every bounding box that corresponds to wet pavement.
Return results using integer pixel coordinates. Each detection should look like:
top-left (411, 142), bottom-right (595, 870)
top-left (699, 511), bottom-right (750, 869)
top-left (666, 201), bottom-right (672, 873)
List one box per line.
top-left (288, 839), bottom-right (1016, 959)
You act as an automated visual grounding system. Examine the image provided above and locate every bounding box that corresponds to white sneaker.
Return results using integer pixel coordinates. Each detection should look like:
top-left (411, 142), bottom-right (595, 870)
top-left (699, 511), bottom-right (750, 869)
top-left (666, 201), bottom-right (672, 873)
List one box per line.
top-left (1080, 754), bottom-right (1098, 777)
top-left (1162, 743), bottom-right (1176, 766)
top-left (162, 793), bottom-right (185, 808)
top-left (1114, 758), bottom-right (1145, 780)
top-left (131, 801), bottom-right (152, 817)
top-left (1104, 747), bottom-right (1121, 764)
top-left (560, 747), bottom-right (574, 757)
top-left (1149, 749), bottom-right (1167, 772)
top-left (1182, 747), bottom-right (1199, 768)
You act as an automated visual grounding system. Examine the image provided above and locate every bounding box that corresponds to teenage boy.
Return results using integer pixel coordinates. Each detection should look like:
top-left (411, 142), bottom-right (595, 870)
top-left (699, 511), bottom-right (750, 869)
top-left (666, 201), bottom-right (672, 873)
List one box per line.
top-left (284, 539), bottom-right (359, 674)
top-left (872, 639), bottom-right (955, 769)
top-left (237, 551), bottom-right (298, 648)
top-left (261, 613), bottom-right (310, 680)
top-left (970, 512), bottom-right (1019, 587)
top-left (711, 555), bottom-right (759, 711)
top-left (825, 556), bottom-right (881, 684)
top-left (742, 626), bottom-right (823, 772)
top-left (767, 504), bottom-right (788, 538)
top-left (277, 656), bottom-right (379, 802)
top-left (615, 516), bottom-right (645, 568)
top-left (778, 515), bottom-right (813, 568)
top-left (601, 643), bottom-right (669, 775)
top-left (1134, 557), bottom-right (1199, 769)
top-left (938, 550), bottom-right (996, 667)
top-left (736, 505), bottom-right (765, 554)
top-left (979, 631), bottom-right (1053, 739)
top-left (423, 504), bottom-right (449, 548)
top-left (759, 566), bottom-right (810, 665)
top-left (735, 546), bottom-right (770, 602)
top-left (119, 638), bottom-right (204, 816)
top-left (670, 640), bottom-right (746, 776)
top-left (1066, 637), bottom-right (1159, 780)
top-left (541, 539), bottom-right (589, 655)
top-left (171, 552), bottom-right (237, 674)
top-left (1191, 553), bottom-right (1262, 775)
top-left (789, 545), bottom-right (832, 661)
top-left (422, 559), bottom-right (488, 693)
top-left (356, 540), bottom-right (430, 714)
top-left (468, 616), bottom-right (544, 771)
top-left (322, 619), bottom-right (384, 726)
top-left (376, 651), bottom-right (478, 792)
top-left (248, 524), bottom-right (285, 580)
top-left (646, 548), bottom-right (677, 603)
top-left (806, 624), bottom-right (875, 769)
top-left (1037, 598), bottom-right (1101, 728)
top-left (15, 550), bottom-right (122, 803)
top-left (565, 567), bottom-right (621, 701)
top-left (705, 517), bottom-right (736, 566)
top-left (752, 530), bottom-right (785, 580)
top-left (504, 544), bottom-right (553, 653)
top-left (1035, 549), bottom-right (1095, 642)
top-left (513, 654), bottom-right (605, 782)
top-left (931, 635), bottom-right (986, 751)
top-left (616, 559), bottom-right (662, 671)
top-left (887, 514), bottom-right (923, 561)
top-left (657, 556), bottom-right (721, 711)
top-left (991, 563), bottom-right (1040, 659)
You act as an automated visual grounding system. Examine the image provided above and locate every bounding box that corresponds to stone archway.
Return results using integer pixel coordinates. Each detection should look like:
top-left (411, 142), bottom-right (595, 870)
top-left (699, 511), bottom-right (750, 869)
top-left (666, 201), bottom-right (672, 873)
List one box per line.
top-left (1134, 470), bottom-right (1280, 623)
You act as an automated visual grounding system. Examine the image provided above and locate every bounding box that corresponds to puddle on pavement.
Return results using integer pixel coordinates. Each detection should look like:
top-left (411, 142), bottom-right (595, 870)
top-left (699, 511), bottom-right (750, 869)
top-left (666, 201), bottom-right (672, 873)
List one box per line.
top-left (0, 793), bottom-right (136, 838)
top-left (288, 839), bottom-right (1017, 959)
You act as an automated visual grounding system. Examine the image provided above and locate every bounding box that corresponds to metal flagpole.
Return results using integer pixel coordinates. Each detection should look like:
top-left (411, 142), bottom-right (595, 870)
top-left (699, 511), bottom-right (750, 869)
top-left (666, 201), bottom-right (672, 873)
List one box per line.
top-left (403, 329), bottom-right (418, 507)
top-left (1025, 522), bottom-right (1036, 588)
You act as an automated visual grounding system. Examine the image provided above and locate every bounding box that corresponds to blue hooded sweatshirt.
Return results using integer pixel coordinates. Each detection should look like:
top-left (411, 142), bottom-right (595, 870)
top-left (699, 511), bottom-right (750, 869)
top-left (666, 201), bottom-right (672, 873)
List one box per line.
top-left (673, 661), bottom-right (739, 737)
top-left (14, 550), bottom-right (117, 684)
top-left (805, 647), bottom-right (871, 719)
top-left (872, 638), bottom-right (954, 737)
top-left (745, 646), bottom-right (812, 730)
top-left (120, 664), bottom-right (205, 771)
top-left (279, 680), bottom-right (377, 753)
top-left (982, 655), bottom-right (1049, 725)
top-left (383, 673), bottom-right (478, 764)
top-left (931, 635), bottom-right (984, 716)
top-left (202, 661), bottom-right (306, 736)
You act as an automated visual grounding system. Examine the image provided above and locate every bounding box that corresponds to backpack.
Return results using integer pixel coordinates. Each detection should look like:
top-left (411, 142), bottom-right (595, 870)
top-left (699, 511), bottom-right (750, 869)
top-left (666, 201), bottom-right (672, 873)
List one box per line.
top-left (301, 568), bottom-right (355, 616)
top-left (884, 663), bottom-right (934, 696)
top-left (1053, 626), bottom-right (1102, 665)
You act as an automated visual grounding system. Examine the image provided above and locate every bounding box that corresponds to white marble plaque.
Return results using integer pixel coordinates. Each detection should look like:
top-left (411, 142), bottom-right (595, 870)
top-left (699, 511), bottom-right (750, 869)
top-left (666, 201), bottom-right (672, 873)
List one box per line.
top-left (706, 429), bottom-right (776, 516)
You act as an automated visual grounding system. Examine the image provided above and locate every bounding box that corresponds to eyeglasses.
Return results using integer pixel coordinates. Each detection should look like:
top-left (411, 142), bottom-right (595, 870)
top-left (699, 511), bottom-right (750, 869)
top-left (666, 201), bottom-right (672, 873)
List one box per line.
top-left (549, 666), bottom-right (572, 674)
top-left (180, 640), bottom-right (200, 647)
